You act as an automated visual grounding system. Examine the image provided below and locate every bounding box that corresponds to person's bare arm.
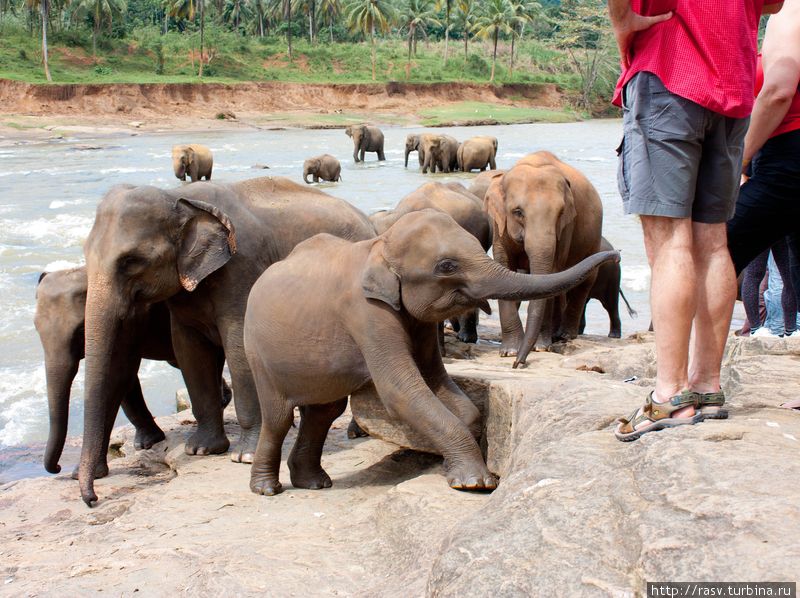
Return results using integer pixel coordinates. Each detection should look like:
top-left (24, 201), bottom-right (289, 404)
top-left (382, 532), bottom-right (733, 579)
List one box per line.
top-left (608, 0), bottom-right (673, 69)
top-left (763, 2), bottom-right (784, 14)
top-left (742, 2), bottom-right (800, 170)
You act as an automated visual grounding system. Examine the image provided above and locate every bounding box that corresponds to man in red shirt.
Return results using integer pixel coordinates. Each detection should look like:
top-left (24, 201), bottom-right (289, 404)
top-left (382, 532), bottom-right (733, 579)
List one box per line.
top-left (610, 0), bottom-right (783, 440)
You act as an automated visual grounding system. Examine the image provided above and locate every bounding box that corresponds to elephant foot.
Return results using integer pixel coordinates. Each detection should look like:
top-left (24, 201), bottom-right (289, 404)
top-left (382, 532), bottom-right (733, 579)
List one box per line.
top-left (230, 426), bottom-right (259, 463)
top-left (250, 474), bottom-right (283, 496)
top-left (347, 418), bottom-right (369, 439)
top-left (499, 335), bottom-right (522, 357)
top-left (134, 425), bottom-right (166, 450)
top-left (444, 458), bottom-right (497, 492)
top-left (71, 460), bottom-right (109, 480)
top-left (608, 329), bottom-right (622, 339)
top-left (456, 329), bottom-right (478, 344)
top-left (288, 460), bottom-right (333, 490)
top-left (185, 427), bottom-right (230, 456)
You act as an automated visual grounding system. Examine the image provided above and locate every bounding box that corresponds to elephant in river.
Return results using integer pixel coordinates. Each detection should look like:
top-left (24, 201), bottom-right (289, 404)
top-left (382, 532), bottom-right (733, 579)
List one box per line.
top-left (172, 144), bottom-right (213, 182)
top-left (458, 136), bottom-right (498, 172)
top-left (421, 134), bottom-right (460, 174)
top-left (370, 181), bottom-right (492, 344)
top-left (243, 210), bottom-right (618, 495)
top-left (303, 154), bottom-right (342, 183)
top-left (34, 267), bottom-right (231, 479)
top-left (404, 134), bottom-right (425, 168)
top-left (77, 176), bottom-right (375, 506)
top-left (345, 124), bottom-right (386, 163)
top-left (484, 151), bottom-right (603, 367)
top-left (578, 237), bottom-right (637, 338)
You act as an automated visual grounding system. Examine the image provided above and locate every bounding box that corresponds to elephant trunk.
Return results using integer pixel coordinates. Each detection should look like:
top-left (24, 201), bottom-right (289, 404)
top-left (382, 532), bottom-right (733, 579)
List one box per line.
top-left (78, 274), bottom-right (121, 506)
top-left (472, 250), bottom-right (619, 303)
top-left (303, 168), bottom-right (311, 184)
top-left (43, 357), bottom-right (80, 474)
top-left (404, 148), bottom-right (411, 168)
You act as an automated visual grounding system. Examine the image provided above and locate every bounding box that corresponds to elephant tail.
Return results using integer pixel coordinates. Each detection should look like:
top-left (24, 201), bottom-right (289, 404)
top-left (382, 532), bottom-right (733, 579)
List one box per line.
top-left (619, 288), bottom-right (638, 318)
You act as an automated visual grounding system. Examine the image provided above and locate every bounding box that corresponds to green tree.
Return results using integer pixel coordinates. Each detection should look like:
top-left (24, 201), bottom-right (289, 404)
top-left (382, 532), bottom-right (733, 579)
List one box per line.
top-left (71, 0), bottom-right (127, 58)
top-left (317, 0), bottom-right (340, 42)
top-left (435, 0), bottom-right (450, 64)
top-left (400, 0), bottom-right (438, 79)
top-left (165, 0), bottom-right (205, 74)
top-left (454, 0), bottom-right (476, 63)
top-left (508, 0), bottom-right (540, 76)
top-left (249, 0), bottom-right (268, 35)
top-left (344, 0), bottom-right (396, 81)
top-left (471, 0), bottom-right (513, 83)
top-left (24, 0), bottom-right (52, 80)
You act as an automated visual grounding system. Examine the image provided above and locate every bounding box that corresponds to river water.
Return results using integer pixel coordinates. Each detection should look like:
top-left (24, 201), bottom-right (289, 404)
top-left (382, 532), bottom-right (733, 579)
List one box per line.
top-left (0, 119), bottom-right (657, 481)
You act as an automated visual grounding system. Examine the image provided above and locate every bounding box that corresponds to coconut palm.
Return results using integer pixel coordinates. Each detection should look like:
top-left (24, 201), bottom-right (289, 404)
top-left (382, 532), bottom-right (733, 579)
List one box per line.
top-left (344, 0), bottom-right (396, 81)
top-left (71, 0), bottom-right (127, 58)
top-left (400, 0), bottom-right (438, 79)
top-left (317, 0), bottom-right (340, 42)
top-left (454, 0), bottom-right (475, 63)
top-left (508, 0), bottom-right (540, 76)
top-left (24, 0), bottom-right (51, 80)
top-left (249, 0), bottom-right (268, 36)
top-left (471, 0), bottom-right (514, 83)
top-left (434, 0), bottom-right (451, 64)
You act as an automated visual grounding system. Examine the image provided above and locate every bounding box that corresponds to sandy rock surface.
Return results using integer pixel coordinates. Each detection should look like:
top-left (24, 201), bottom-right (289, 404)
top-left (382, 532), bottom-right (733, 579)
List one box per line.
top-left (2, 331), bottom-right (799, 597)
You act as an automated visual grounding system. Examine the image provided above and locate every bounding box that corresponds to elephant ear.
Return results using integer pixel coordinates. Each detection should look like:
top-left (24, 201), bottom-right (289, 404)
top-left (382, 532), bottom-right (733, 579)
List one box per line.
top-left (361, 240), bottom-right (401, 311)
top-left (175, 198), bottom-right (238, 292)
top-left (484, 173), bottom-right (508, 237)
top-left (185, 146), bottom-right (195, 166)
top-left (558, 178), bottom-right (577, 242)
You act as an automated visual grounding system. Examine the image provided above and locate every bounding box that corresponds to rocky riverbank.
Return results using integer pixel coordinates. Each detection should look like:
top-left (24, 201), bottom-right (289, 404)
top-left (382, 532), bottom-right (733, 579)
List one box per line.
top-left (1, 328), bottom-right (798, 596)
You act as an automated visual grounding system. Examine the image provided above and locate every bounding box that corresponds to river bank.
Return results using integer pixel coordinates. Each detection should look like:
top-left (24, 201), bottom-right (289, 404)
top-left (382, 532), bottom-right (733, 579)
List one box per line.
top-left (0, 79), bottom-right (579, 143)
top-left (2, 329), bottom-right (798, 596)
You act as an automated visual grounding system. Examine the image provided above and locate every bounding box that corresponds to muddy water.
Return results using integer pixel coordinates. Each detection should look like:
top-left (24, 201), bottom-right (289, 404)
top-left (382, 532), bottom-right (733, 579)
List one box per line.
top-left (0, 120), bottom-right (655, 481)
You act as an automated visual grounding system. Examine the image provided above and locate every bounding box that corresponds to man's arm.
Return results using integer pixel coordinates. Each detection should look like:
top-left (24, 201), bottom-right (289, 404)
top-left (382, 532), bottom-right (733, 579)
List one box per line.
top-left (608, 0), bottom-right (673, 69)
top-left (742, 2), bottom-right (800, 169)
top-left (763, 2), bottom-right (784, 14)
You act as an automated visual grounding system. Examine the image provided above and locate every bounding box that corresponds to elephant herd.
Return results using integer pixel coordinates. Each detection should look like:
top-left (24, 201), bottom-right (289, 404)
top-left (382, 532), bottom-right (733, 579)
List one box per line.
top-left (35, 140), bottom-right (629, 506)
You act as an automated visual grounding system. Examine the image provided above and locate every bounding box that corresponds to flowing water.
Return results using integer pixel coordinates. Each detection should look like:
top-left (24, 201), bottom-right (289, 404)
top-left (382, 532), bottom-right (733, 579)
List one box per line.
top-left (0, 119), bottom-right (658, 482)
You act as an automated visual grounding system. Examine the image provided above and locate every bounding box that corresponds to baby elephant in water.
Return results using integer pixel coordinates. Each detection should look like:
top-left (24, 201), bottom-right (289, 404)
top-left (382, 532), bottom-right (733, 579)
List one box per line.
top-left (303, 154), bottom-right (342, 183)
top-left (172, 144), bottom-right (213, 181)
top-left (244, 210), bottom-right (618, 495)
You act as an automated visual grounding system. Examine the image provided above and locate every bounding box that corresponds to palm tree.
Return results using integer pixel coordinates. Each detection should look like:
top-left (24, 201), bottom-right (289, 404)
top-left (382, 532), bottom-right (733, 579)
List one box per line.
top-left (71, 0), bottom-right (127, 58)
top-left (297, 0), bottom-right (316, 42)
top-left (317, 0), bottom-right (340, 42)
top-left (508, 0), bottom-right (539, 76)
top-left (344, 0), bottom-right (396, 81)
top-left (400, 0), bottom-right (438, 79)
top-left (249, 0), bottom-right (268, 36)
top-left (165, 0), bottom-right (205, 74)
top-left (224, 0), bottom-right (252, 30)
top-left (434, 0), bottom-right (451, 65)
top-left (471, 0), bottom-right (513, 83)
top-left (455, 0), bottom-right (475, 64)
top-left (25, 0), bottom-right (52, 80)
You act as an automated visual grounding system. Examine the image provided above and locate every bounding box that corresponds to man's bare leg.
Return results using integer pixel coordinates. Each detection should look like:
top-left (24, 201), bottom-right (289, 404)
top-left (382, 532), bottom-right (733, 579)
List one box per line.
top-left (640, 215), bottom-right (696, 419)
top-left (689, 222), bottom-right (737, 393)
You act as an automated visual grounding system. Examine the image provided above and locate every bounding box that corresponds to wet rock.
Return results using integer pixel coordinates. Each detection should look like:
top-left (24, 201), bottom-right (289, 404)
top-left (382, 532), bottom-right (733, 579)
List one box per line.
top-left (176, 388), bottom-right (190, 412)
top-left (251, 163), bottom-right (270, 169)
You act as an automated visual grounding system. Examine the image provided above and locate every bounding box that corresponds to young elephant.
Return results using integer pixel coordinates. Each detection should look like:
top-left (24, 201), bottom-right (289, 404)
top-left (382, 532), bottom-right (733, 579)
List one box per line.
top-left (34, 267), bottom-right (231, 478)
top-left (458, 136), bottom-right (498, 172)
top-left (303, 154), bottom-right (342, 183)
top-left (421, 134), bottom-right (460, 174)
top-left (578, 237), bottom-right (637, 338)
top-left (345, 124), bottom-right (386, 162)
top-left (172, 144), bottom-right (213, 181)
top-left (485, 151), bottom-right (603, 367)
top-left (244, 210), bottom-right (618, 496)
top-left (404, 133), bottom-right (424, 168)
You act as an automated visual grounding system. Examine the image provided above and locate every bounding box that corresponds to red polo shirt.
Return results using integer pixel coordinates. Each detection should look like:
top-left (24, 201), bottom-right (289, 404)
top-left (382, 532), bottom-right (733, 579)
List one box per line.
top-left (612, 0), bottom-right (765, 119)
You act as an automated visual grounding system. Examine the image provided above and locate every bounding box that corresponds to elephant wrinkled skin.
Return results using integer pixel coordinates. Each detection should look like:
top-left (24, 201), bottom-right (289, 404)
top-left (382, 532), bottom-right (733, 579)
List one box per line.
top-left (243, 209), bottom-right (618, 496)
top-left (485, 151), bottom-right (603, 367)
top-left (420, 134), bottom-right (459, 174)
top-left (172, 144), bottom-right (213, 182)
top-left (78, 176), bottom-right (375, 506)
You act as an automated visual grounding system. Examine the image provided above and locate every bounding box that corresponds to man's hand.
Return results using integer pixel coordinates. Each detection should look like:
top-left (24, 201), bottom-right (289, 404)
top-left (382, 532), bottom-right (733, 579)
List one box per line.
top-left (610, 3), bottom-right (673, 69)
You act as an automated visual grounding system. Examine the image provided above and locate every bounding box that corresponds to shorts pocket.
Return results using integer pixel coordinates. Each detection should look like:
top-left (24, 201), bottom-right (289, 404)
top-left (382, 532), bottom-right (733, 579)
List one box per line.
top-left (616, 137), bottom-right (629, 198)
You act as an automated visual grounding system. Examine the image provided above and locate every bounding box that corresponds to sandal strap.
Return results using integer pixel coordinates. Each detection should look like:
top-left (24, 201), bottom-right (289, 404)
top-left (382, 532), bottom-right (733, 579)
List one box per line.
top-left (647, 390), bottom-right (700, 419)
top-left (697, 391), bottom-right (725, 407)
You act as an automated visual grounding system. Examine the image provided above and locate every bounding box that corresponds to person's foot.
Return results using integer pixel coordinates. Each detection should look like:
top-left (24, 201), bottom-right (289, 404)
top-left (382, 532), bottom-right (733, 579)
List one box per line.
top-left (751, 326), bottom-right (780, 338)
top-left (615, 390), bottom-right (702, 441)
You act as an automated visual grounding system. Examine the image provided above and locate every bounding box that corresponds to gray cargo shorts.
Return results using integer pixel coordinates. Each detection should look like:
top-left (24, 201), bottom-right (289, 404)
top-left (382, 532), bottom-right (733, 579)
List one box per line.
top-left (617, 71), bottom-right (749, 223)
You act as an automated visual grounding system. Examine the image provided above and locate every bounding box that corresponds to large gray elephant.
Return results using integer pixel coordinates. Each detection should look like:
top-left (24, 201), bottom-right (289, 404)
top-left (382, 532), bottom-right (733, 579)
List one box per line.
top-left (458, 136), bottom-right (498, 172)
top-left (421, 134), bottom-right (459, 174)
top-left (34, 267), bottom-right (231, 479)
top-left (345, 124), bottom-right (386, 163)
top-left (78, 176), bottom-right (375, 506)
top-left (578, 237), bottom-right (637, 338)
top-left (172, 144), bottom-right (213, 182)
top-left (303, 154), bottom-right (342, 183)
top-left (484, 152), bottom-right (603, 367)
top-left (244, 210), bottom-right (618, 495)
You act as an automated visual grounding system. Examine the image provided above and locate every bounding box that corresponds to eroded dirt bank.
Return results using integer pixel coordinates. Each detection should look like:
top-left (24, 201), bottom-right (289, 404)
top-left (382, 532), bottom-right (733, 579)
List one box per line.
top-left (2, 328), bottom-right (799, 596)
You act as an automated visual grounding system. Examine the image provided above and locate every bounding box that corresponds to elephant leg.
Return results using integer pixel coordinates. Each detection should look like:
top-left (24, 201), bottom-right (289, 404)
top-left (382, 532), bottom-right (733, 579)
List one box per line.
top-left (250, 363), bottom-right (294, 496)
top-left (171, 322), bottom-right (230, 457)
top-left (220, 321), bottom-right (261, 463)
top-left (489, 156), bottom-right (496, 170)
top-left (578, 300), bottom-right (588, 335)
top-left (534, 297), bottom-right (555, 351)
top-left (602, 291), bottom-right (623, 339)
top-left (288, 398), bottom-right (347, 490)
top-left (557, 273), bottom-right (597, 341)
top-left (347, 417), bottom-right (369, 439)
top-left (437, 320), bottom-right (446, 357)
top-left (456, 310), bottom-right (479, 344)
top-left (493, 242), bottom-right (524, 356)
top-left (358, 325), bottom-right (495, 490)
top-left (378, 149), bottom-right (386, 161)
top-left (119, 377), bottom-right (166, 450)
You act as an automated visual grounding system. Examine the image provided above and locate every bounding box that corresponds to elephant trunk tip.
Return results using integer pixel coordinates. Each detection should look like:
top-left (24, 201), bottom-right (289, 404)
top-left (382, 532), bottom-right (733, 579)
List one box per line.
top-left (43, 460), bottom-right (61, 474)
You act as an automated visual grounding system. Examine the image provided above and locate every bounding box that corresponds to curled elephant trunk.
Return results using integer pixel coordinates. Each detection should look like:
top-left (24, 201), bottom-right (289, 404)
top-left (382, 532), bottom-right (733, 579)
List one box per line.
top-left (43, 359), bottom-right (80, 474)
top-left (473, 250), bottom-right (619, 304)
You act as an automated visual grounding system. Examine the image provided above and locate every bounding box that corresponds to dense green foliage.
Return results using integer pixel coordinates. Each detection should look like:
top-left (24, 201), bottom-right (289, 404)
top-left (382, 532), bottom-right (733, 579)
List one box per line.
top-left (0, 0), bottom-right (618, 108)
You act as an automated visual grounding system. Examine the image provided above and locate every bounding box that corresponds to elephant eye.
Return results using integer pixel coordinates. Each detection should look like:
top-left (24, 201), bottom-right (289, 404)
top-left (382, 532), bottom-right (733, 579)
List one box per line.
top-left (118, 254), bottom-right (145, 272)
top-left (435, 260), bottom-right (459, 275)
top-left (512, 208), bottom-right (524, 218)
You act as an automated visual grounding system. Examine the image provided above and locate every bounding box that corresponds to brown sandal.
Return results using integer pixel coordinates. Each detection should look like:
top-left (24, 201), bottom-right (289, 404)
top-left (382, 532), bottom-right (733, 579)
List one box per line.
top-left (615, 390), bottom-right (703, 442)
top-left (697, 391), bottom-right (727, 420)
